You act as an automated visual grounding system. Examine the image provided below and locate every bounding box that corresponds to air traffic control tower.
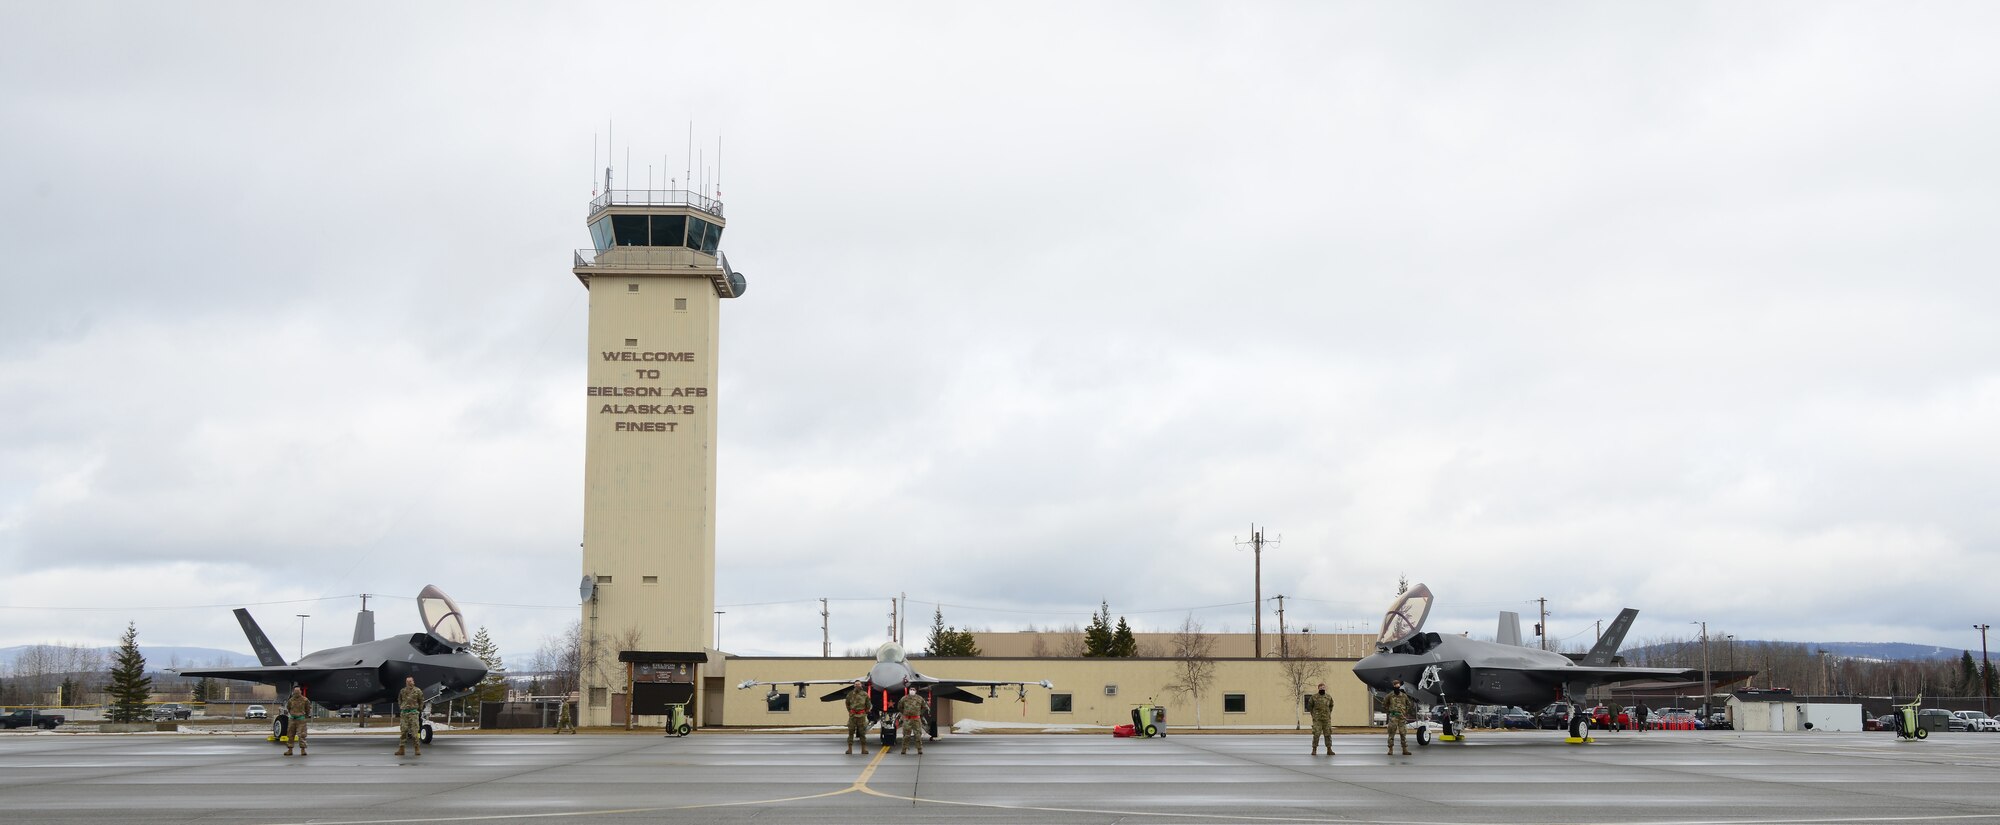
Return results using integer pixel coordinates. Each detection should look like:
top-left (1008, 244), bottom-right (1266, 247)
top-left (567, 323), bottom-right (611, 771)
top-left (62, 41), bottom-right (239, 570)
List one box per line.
top-left (572, 186), bottom-right (745, 727)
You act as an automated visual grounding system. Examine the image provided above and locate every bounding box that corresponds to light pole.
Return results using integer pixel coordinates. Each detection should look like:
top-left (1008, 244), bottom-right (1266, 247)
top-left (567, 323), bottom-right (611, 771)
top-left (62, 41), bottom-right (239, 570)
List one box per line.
top-left (294, 614), bottom-right (310, 660)
top-left (714, 611), bottom-right (725, 651)
top-left (1691, 621), bottom-right (1710, 718)
top-left (1977, 624), bottom-right (1991, 716)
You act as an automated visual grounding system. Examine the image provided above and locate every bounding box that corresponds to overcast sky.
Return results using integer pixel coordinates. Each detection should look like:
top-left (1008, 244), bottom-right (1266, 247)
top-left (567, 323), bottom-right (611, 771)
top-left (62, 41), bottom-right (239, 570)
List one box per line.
top-left (4, 2), bottom-right (1998, 667)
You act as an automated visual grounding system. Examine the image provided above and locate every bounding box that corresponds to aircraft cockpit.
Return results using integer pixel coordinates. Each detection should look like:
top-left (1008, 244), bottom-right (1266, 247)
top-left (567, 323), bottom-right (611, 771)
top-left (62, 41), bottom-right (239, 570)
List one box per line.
top-left (876, 642), bottom-right (906, 663)
top-left (1376, 583), bottom-right (1434, 652)
top-left (417, 585), bottom-right (470, 649)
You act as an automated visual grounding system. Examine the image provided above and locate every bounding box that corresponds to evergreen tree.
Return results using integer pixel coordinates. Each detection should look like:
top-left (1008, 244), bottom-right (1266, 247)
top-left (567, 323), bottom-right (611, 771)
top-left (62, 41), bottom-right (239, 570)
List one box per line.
top-left (1083, 602), bottom-right (1114, 657)
top-left (1983, 659), bottom-right (1997, 699)
top-left (463, 626), bottom-right (508, 722)
top-left (191, 677), bottom-right (213, 704)
top-left (1960, 651), bottom-right (1980, 696)
top-left (59, 677), bottom-right (77, 707)
top-left (106, 623), bottom-right (151, 722)
top-left (924, 607), bottom-right (981, 657)
top-left (1110, 617), bottom-right (1138, 657)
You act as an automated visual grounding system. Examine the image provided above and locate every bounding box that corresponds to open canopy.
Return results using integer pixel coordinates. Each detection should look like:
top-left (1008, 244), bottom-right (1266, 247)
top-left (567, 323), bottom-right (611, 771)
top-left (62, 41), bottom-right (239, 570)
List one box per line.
top-left (417, 585), bottom-right (469, 646)
top-left (1377, 583), bottom-right (1434, 646)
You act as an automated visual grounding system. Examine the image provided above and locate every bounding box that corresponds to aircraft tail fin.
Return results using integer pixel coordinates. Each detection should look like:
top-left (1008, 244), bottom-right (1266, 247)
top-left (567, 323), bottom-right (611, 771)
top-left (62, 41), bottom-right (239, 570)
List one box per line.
top-left (1497, 611), bottom-right (1523, 646)
top-left (1581, 608), bottom-right (1639, 666)
top-left (234, 608), bottom-right (288, 666)
top-left (352, 608), bottom-right (375, 645)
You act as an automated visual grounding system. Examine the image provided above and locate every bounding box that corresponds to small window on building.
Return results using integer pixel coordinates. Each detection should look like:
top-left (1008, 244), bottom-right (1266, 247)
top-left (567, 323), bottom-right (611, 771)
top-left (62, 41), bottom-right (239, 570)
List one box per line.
top-left (642, 576), bottom-right (658, 584)
top-left (1103, 684), bottom-right (1118, 696)
top-left (624, 338), bottom-right (638, 347)
top-left (628, 283), bottom-right (639, 292)
top-left (674, 298), bottom-right (687, 311)
top-left (1224, 693), bottom-right (1247, 714)
top-left (766, 692), bottom-right (791, 713)
top-left (589, 687), bottom-right (609, 707)
top-left (596, 575), bottom-right (612, 584)
top-left (1051, 693), bottom-right (1073, 713)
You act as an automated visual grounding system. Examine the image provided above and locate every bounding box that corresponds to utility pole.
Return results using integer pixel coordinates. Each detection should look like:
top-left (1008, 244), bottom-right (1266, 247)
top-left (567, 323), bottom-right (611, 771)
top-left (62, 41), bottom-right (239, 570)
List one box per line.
top-left (821, 599), bottom-right (830, 658)
top-left (294, 614), bottom-right (310, 660)
top-left (1274, 595), bottom-right (1288, 658)
top-left (1237, 525), bottom-right (1279, 658)
top-left (1978, 624), bottom-right (1992, 716)
top-left (1595, 619), bottom-right (1602, 641)
top-left (887, 599), bottom-right (897, 645)
top-left (1537, 598), bottom-right (1548, 651)
top-left (899, 592), bottom-right (907, 645)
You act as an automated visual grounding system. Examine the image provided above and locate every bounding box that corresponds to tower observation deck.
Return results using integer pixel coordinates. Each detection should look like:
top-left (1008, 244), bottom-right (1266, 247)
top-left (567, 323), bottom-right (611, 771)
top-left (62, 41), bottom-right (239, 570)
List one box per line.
top-left (571, 187), bottom-right (745, 727)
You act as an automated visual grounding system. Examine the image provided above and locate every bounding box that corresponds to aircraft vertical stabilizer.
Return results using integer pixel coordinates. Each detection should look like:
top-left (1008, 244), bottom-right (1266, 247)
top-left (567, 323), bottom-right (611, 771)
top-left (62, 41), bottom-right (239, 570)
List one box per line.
top-left (233, 608), bottom-right (288, 666)
top-left (352, 608), bottom-right (375, 645)
top-left (1497, 611), bottom-right (1523, 647)
top-left (1582, 608), bottom-right (1639, 666)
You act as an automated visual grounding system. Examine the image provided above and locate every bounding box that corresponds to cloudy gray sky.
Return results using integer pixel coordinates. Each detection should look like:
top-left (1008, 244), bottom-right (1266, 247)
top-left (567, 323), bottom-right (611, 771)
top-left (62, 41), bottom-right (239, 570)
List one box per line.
top-left (4, 2), bottom-right (1998, 666)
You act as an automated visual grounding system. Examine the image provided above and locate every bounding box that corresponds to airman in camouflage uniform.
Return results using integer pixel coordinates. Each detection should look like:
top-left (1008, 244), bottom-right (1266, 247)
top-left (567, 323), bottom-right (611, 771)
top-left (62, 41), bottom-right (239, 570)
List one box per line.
top-left (554, 698), bottom-right (577, 734)
top-left (1381, 678), bottom-right (1413, 755)
top-left (895, 690), bottom-right (927, 755)
top-left (1308, 682), bottom-right (1335, 755)
top-left (844, 680), bottom-right (870, 754)
top-left (395, 676), bottom-right (425, 757)
top-left (282, 687), bottom-right (311, 756)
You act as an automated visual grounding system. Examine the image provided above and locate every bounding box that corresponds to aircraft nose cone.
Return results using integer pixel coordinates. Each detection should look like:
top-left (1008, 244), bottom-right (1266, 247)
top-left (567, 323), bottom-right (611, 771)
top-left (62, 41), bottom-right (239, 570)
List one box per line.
top-left (868, 663), bottom-right (903, 690)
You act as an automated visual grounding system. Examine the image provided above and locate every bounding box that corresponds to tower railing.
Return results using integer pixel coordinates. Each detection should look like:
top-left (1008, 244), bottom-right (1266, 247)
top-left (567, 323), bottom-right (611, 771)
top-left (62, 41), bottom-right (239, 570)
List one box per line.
top-left (589, 189), bottom-right (725, 219)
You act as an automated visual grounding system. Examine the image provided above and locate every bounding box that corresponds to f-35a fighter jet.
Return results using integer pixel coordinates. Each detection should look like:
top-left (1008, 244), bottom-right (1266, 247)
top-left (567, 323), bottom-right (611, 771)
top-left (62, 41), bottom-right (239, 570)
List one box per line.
top-left (172, 585), bottom-right (488, 744)
top-left (1353, 583), bottom-right (1697, 742)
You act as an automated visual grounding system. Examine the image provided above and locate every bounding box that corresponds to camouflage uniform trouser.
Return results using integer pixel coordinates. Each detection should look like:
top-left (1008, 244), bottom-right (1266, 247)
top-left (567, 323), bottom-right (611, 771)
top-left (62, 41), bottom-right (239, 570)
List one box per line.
top-left (400, 712), bottom-right (423, 747)
top-left (286, 717), bottom-right (307, 748)
top-left (1386, 716), bottom-right (1409, 751)
top-left (1311, 719), bottom-right (1333, 752)
top-left (899, 715), bottom-right (924, 752)
top-left (847, 714), bottom-right (869, 748)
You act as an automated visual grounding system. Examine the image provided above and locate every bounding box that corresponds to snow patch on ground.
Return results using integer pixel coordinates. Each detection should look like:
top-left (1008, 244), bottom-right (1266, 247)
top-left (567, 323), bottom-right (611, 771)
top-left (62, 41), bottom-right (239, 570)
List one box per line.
top-left (952, 718), bottom-right (1108, 734)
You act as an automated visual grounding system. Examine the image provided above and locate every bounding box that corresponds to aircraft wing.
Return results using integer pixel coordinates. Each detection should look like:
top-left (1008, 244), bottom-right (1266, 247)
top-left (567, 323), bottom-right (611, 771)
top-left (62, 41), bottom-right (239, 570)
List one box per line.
top-left (735, 678), bottom-right (859, 690)
top-left (1516, 665), bottom-right (1701, 692)
top-left (170, 665), bottom-right (314, 684)
top-left (916, 676), bottom-right (1054, 704)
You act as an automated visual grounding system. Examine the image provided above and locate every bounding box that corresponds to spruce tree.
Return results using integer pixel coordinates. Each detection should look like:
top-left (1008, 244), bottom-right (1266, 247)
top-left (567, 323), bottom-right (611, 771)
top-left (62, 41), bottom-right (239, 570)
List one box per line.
top-left (106, 623), bottom-right (151, 722)
top-left (1083, 602), bottom-right (1114, 657)
top-left (924, 607), bottom-right (980, 657)
top-left (1111, 617), bottom-right (1137, 657)
top-left (1960, 651), bottom-right (1980, 696)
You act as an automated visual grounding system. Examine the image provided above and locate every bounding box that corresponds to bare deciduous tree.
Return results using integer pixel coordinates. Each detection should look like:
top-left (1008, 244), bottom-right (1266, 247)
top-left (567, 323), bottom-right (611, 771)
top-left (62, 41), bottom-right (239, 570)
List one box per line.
top-left (1161, 615), bottom-right (1216, 727)
top-left (1278, 628), bottom-right (1328, 730)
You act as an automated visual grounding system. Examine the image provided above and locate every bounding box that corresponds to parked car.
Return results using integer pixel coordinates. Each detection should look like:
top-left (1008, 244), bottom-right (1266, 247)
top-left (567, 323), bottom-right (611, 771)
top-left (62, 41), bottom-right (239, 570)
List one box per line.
top-left (1587, 704), bottom-right (1631, 730)
top-left (245, 705), bottom-right (268, 719)
top-left (1865, 714), bottom-right (1893, 732)
top-left (1917, 709), bottom-right (1956, 733)
top-left (1, 709), bottom-right (66, 730)
top-left (1952, 710), bottom-right (2000, 732)
top-left (1499, 709), bottom-right (1536, 729)
top-left (1536, 702), bottom-right (1575, 730)
top-left (150, 704), bottom-right (193, 721)
top-left (1652, 708), bottom-right (1702, 730)
top-left (1707, 712), bottom-right (1732, 730)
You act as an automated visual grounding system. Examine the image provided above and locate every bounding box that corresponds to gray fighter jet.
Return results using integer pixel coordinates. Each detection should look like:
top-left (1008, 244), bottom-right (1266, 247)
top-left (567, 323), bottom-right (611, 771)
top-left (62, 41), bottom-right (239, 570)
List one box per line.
top-left (1352, 583), bottom-right (1697, 741)
top-left (172, 585), bottom-right (488, 744)
top-left (736, 641), bottom-right (1052, 746)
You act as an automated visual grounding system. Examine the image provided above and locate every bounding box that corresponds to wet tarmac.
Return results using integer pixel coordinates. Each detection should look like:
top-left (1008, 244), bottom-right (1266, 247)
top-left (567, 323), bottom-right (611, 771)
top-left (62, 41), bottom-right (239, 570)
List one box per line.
top-left (1, 729), bottom-right (1996, 824)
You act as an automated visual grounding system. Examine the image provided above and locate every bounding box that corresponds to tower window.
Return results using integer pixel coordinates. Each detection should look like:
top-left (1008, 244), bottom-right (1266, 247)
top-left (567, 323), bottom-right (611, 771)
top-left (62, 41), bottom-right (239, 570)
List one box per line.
top-left (674, 298), bottom-right (687, 311)
top-left (650, 214), bottom-right (687, 249)
top-left (642, 576), bottom-right (658, 584)
top-left (628, 283), bottom-right (640, 293)
top-left (624, 338), bottom-right (638, 347)
top-left (596, 575), bottom-right (613, 584)
top-left (611, 215), bottom-right (649, 247)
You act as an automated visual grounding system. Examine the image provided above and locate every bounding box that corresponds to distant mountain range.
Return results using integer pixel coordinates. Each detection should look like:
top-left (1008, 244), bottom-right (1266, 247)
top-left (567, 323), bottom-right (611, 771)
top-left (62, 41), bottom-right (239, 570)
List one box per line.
top-left (1627, 641), bottom-right (1973, 662)
top-left (0, 645), bottom-right (262, 671)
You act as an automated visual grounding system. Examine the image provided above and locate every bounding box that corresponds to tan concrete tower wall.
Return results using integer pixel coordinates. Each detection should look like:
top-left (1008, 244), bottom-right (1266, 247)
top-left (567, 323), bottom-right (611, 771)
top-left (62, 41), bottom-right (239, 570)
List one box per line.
top-left (575, 235), bottom-right (724, 726)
